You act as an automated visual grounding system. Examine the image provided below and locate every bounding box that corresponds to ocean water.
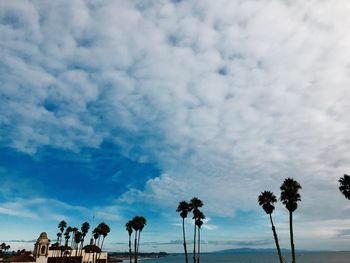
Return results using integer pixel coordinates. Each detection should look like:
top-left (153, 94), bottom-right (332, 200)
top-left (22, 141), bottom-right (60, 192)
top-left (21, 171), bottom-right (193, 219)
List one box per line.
top-left (138, 252), bottom-right (350, 263)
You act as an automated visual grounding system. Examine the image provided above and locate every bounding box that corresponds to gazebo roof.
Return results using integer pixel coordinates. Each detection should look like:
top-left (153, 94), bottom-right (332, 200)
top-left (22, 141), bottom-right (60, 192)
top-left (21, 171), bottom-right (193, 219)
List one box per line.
top-left (82, 245), bottom-right (101, 253)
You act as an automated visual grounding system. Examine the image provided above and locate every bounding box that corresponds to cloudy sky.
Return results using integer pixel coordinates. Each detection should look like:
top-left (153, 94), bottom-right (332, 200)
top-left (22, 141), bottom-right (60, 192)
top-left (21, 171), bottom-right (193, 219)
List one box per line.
top-left (1, 0), bottom-right (350, 253)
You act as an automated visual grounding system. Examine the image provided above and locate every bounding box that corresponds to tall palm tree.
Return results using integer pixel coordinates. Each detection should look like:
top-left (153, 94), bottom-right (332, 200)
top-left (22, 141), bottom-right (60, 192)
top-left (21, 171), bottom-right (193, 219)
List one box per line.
top-left (339, 174), bottom-right (350, 199)
top-left (92, 227), bottom-right (100, 263)
top-left (131, 217), bottom-right (140, 263)
top-left (176, 201), bottom-right (191, 263)
top-left (280, 178), bottom-right (302, 263)
top-left (258, 191), bottom-right (283, 263)
top-left (97, 223), bottom-right (110, 260)
top-left (190, 197), bottom-right (203, 263)
top-left (64, 227), bottom-right (72, 246)
top-left (136, 217), bottom-right (146, 255)
top-left (92, 227), bottom-right (100, 245)
top-left (125, 221), bottom-right (133, 263)
top-left (80, 222), bottom-right (90, 256)
top-left (58, 220), bottom-right (67, 245)
top-left (74, 231), bottom-right (82, 256)
top-left (193, 210), bottom-right (205, 263)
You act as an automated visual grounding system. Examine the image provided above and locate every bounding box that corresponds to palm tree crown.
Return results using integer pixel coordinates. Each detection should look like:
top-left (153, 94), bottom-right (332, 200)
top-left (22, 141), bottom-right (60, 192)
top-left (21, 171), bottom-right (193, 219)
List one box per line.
top-left (339, 174), bottom-right (350, 199)
top-left (177, 201), bottom-right (191, 219)
top-left (280, 178), bottom-right (302, 212)
top-left (190, 197), bottom-right (203, 211)
top-left (258, 191), bottom-right (277, 214)
top-left (125, 221), bottom-right (133, 236)
top-left (194, 210), bottom-right (205, 228)
top-left (58, 220), bottom-right (67, 234)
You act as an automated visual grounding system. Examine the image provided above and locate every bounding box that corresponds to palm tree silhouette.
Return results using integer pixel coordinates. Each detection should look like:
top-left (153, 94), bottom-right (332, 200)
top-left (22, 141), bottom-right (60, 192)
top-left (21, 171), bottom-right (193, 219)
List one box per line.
top-left (64, 226), bottom-right (72, 246)
top-left (131, 216), bottom-right (147, 263)
top-left (280, 178), bottom-right (302, 263)
top-left (97, 222), bottom-right (110, 260)
top-left (193, 210), bottom-right (205, 263)
top-left (58, 220), bottom-right (67, 245)
top-left (131, 217), bottom-right (140, 263)
top-left (176, 201), bottom-right (191, 263)
top-left (74, 231), bottom-right (82, 256)
top-left (136, 217), bottom-right (146, 257)
top-left (92, 227), bottom-right (100, 245)
top-left (125, 221), bottom-right (133, 263)
top-left (339, 174), bottom-right (350, 199)
top-left (80, 222), bottom-right (90, 256)
top-left (258, 191), bottom-right (283, 263)
top-left (190, 197), bottom-right (203, 263)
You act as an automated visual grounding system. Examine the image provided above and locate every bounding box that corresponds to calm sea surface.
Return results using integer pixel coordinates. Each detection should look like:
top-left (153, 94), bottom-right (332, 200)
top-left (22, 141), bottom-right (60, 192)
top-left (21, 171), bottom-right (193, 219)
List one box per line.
top-left (136, 252), bottom-right (350, 263)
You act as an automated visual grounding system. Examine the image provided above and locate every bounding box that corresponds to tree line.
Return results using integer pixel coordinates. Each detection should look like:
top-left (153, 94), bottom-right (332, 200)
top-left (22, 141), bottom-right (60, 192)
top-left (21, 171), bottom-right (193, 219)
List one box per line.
top-left (53, 220), bottom-right (110, 259)
top-left (0, 243), bottom-right (11, 257)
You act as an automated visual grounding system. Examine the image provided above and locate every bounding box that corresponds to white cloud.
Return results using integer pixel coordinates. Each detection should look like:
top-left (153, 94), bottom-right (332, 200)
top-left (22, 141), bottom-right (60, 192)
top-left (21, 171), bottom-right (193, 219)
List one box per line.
top-left (2, 0), bottom-right (350, 249)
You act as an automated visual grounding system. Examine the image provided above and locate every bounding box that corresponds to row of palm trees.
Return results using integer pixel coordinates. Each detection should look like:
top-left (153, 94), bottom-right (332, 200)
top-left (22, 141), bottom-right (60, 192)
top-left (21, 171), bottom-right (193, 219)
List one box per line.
top-left (125, 216), bottom-right (147, 263)
top-left (176, 197), bottom-right (205, 263)
top-left (258, 175), bottom-right (350, 263)
top-left (258, 178), bottom-right (302, 263)
top-left (55, 220), bottom-right (110, 258)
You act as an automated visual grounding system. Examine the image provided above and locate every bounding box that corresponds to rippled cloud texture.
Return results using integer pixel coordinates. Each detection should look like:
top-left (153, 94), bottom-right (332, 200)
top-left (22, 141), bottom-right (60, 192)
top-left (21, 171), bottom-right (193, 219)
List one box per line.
top-left (1, 0), bottom-right (350, 251)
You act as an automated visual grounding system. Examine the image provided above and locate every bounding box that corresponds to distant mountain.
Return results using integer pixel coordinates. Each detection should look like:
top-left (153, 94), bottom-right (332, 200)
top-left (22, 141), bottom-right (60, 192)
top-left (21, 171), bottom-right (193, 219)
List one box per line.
top-left (212, 248), bottom-right (291, 254)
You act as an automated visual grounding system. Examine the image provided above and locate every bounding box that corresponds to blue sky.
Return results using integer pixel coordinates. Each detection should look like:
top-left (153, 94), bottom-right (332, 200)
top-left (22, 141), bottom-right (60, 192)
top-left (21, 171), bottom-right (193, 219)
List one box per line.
top-left (1, 0), bottom-right (350, 253)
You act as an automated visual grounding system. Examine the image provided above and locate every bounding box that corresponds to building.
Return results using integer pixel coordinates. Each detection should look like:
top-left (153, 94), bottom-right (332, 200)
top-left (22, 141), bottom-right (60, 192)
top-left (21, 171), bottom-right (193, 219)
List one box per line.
top-left (4, 233), bottom-right (107, 263)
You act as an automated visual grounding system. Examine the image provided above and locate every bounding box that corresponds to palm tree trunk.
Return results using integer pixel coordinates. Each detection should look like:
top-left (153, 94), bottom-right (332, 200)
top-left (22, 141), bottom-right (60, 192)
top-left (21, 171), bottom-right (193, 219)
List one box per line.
top-left (197, 228), bottom-right (200, 263)
top-left (269, 214), bottom-right (283, 263)
top-left (134, 231), bottom-right (138, 263)
top-left (128, 234), bottom-right (132, 263)
top-left (98, 237), bottom-right (105, 260)
top-left (137, 231), bottom-right (141, 254)
top-left (290, 211), bottom-right (296, 263)
top-left (182, 218), bottom-right (188, 263)
top-left (193, 224), bottom-right (197, 263)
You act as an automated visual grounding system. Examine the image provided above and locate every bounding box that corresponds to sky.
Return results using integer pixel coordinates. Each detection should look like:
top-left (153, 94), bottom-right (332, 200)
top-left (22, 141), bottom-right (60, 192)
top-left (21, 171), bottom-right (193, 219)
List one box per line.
top-left (1, 0), bottom-right (350, 253)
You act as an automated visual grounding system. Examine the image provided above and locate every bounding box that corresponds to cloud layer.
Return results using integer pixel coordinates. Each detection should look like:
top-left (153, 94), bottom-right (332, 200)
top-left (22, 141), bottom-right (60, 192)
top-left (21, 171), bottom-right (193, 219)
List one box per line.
top-left (1, 0), bottom-right (350, 250)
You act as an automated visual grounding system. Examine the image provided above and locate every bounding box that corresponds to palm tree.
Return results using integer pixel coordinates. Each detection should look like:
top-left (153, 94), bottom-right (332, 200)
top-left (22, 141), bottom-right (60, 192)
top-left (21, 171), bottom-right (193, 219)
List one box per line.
top-left (74, 231), bottom-right (82, 256)
top-left (97, 223), bottom-right (110, 259)
top-left (64, 227), bottom-right (72, 246)
top-left (58, 220), bottom-right (67, 245)
top-left (92, 227), bottom-right (100, 245)
top-left (80, 222), bottom-right (90, 256)
top-left (339, 174), bottom-right (350, 199)
top-left (280, 178), bottom-right (302, 263)
top-left (190, 197), bottom-right (203, 263)
top-left (126, 221), bottom-right (133, 263)
top-left (131, 217), bottom-right (140, 263)
top-left (193, 210), bottom-right (205, 263)
top-left (92, 227), bottom-right (100, 263)
top-left (136, 216), bottom-right (146, 255)
top-left (258, 191), bottom-right (283, 263)
top-left (177, 201), bottom-right (191, 263)
top-left (131, 216), bottom-right (146, 263)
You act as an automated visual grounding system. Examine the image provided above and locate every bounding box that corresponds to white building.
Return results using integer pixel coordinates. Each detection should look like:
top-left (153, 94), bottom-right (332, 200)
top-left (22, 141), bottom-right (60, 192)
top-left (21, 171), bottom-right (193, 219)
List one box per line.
top-left (4, 233), bottom-right (107, 263)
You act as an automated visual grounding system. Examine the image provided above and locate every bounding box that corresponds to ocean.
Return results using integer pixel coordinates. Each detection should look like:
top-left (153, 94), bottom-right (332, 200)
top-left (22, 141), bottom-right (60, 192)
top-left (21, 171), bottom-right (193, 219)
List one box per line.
top-left (137, 252), bottom-right (350, 263)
